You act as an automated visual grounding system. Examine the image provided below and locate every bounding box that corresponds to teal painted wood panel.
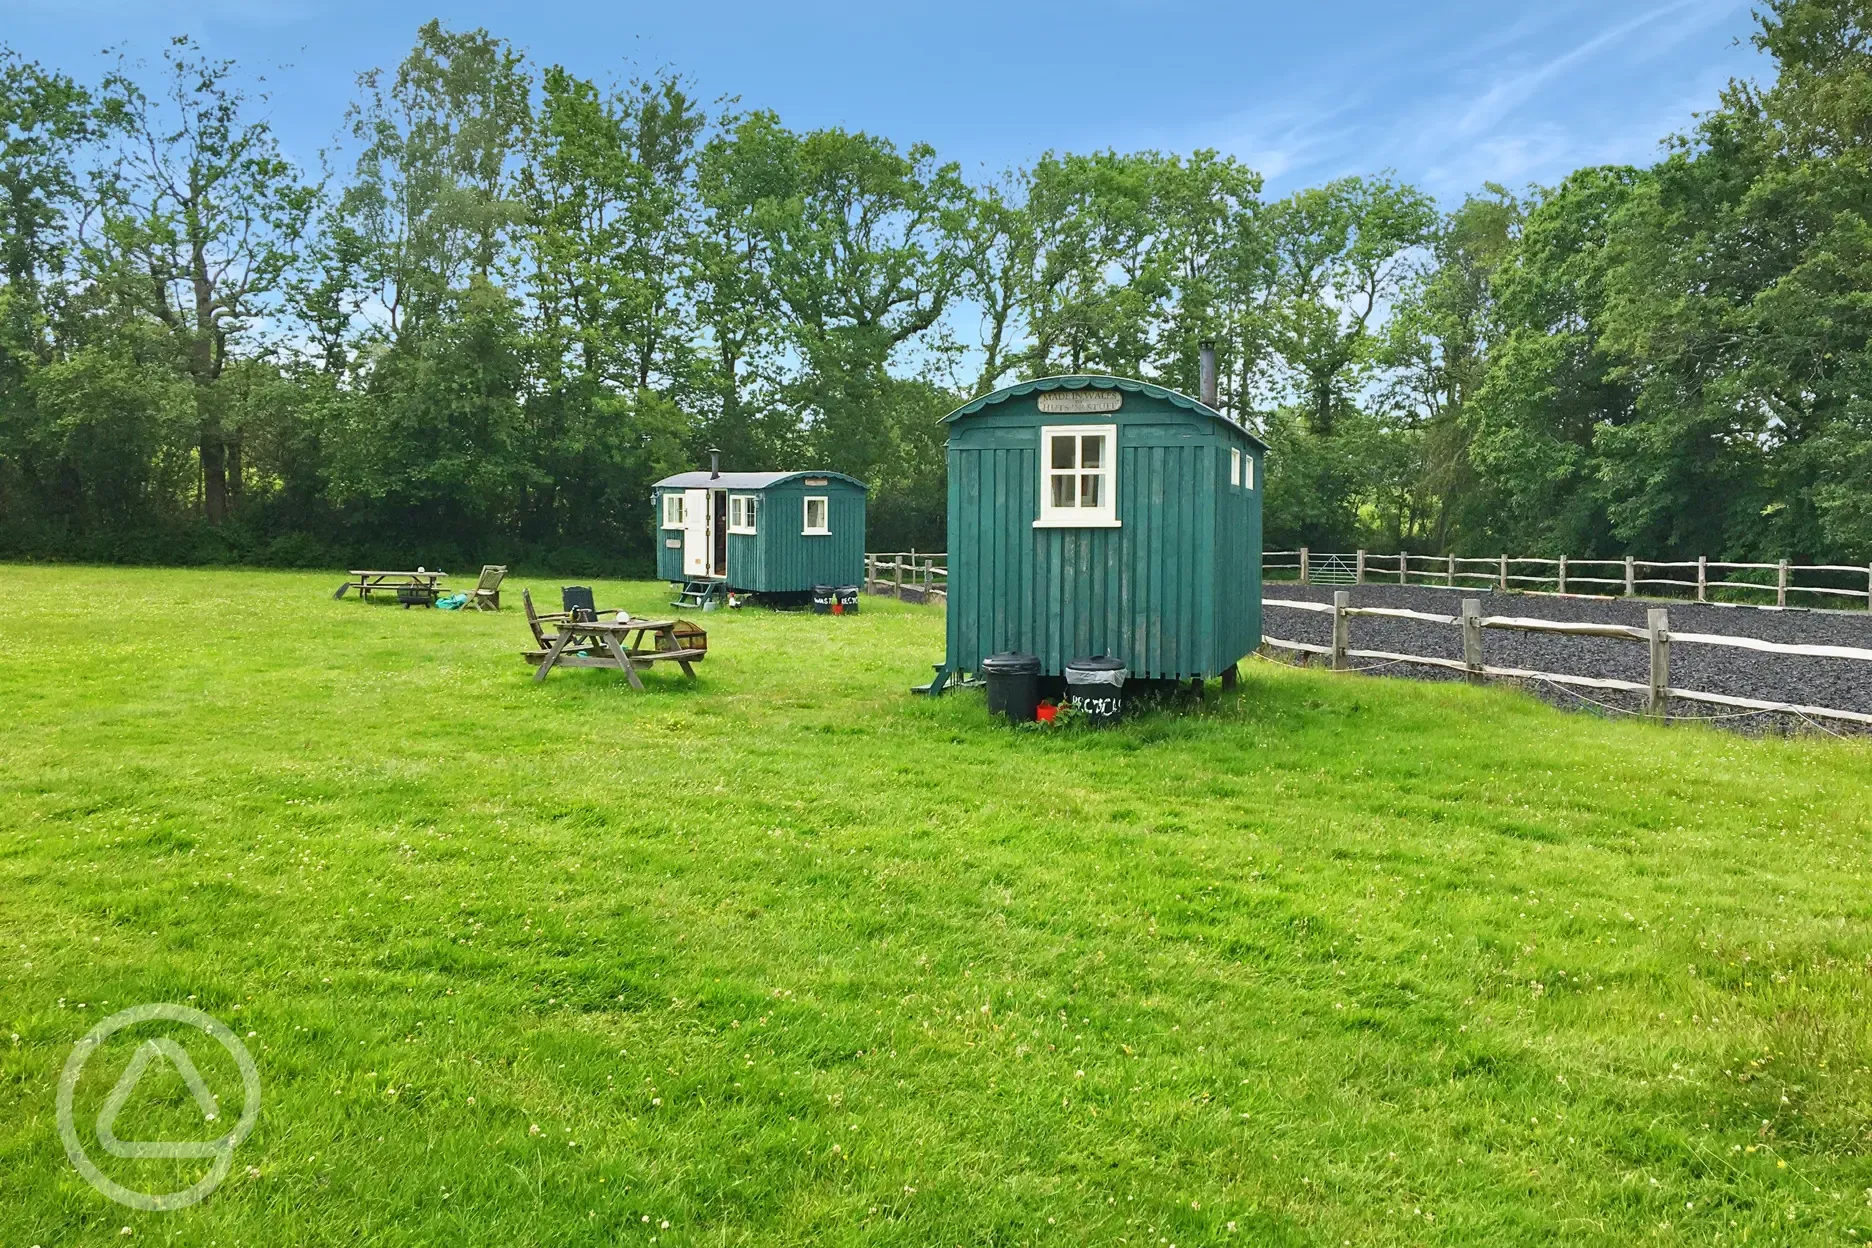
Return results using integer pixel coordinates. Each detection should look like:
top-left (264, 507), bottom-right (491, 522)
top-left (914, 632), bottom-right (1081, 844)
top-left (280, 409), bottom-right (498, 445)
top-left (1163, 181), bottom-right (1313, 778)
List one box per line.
top-left (945, 387), bottom-right (1260, 681)
top-left (754, 482), bottom-right (866, 591)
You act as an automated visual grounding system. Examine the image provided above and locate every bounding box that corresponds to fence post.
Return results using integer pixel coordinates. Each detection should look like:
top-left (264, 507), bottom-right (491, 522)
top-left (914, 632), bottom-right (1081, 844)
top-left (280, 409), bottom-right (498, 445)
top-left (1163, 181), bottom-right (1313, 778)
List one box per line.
top-left (895, 556), bottom-right (904, 598)
top-left (1867, 562), bottom-right (1872, 612)
top-left (1558, 555), bottom-right (1567, 595)
top-left (1447, 553), bottom-right (1456, 587)
top-left (1499, 554), bottom-right (1508, 592)
top-left (1461, 598), bottom-right (1483, 684)
top-left (1399, 548), bottom-right (1409, 585)
top-left (1356, 549), bottom-right (1366, 585)
top-left (1625, 556), bottom-right (1636, 597)
top-left (1777, 559), bottom-right (1789, 608)
top-left (1331, 590), bottom-right (1350, 671)
top-left (1647, 608), bottom-right (1670, 720)
top-left (1697, 556), bottom-right (1707, 603)
top-left (1300, 546), bottom-right (1310, 585)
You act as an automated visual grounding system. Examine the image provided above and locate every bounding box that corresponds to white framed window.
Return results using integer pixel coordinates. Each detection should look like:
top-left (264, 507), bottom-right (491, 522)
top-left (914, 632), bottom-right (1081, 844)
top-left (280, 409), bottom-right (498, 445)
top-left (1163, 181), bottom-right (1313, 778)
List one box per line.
top-left (1230, 447), bottom-right (1242, 487)
top-left (661, 492), bottom-right (686, 528)
top-left (728, 494), bottom-right (758, 535)
top-left (1244, 454), bottom-right (1256, 490)
top-left (803, 496), bottom-right (830, 535)
top-left (1036, 424), bottom-right (1118, 528)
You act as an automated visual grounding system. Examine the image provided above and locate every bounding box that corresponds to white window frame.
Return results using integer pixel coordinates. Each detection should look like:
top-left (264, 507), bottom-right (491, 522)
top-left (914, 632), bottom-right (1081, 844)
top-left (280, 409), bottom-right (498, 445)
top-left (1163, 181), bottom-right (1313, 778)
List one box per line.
top-left (1230, 447), bottom-right (1242, 487)
top-left (728, 494), bottom-right (758, 535)
top-left (661, 492), bottom-right (686, 529)
top-left (1035, 423), bottom-right (1119, 528)
top-left (802, 495), bottom-right (830, 536)
top-left (1244, 453), bottom-right (1256, 491)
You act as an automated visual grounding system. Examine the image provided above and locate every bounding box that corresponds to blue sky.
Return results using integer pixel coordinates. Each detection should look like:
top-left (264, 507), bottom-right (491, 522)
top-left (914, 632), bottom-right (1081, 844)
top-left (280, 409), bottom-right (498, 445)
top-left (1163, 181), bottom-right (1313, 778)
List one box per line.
top-left (10, 0), bottom-right (1765, 202)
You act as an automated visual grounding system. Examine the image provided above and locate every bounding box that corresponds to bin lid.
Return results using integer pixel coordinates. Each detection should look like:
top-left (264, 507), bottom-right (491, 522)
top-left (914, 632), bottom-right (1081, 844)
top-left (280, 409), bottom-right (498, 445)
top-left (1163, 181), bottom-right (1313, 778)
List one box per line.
top-left (1065, 655), bottom-right (1127, 673)
top-left (980, 651), bottom-right (1041, 674)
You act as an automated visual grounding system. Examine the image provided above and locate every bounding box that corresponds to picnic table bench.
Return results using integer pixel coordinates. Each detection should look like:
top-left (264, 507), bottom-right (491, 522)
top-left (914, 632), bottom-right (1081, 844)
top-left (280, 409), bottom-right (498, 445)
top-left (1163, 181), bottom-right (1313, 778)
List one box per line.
top-left (526, 616), bottom-right (705, 689)
top-left (334, 570), bottom-right (447, 605)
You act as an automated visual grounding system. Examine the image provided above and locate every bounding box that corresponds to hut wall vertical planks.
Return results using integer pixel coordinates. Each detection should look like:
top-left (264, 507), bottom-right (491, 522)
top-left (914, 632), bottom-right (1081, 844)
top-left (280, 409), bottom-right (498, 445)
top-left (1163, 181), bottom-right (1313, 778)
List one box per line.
top-left (942, 376), bottom-right (1264, 682)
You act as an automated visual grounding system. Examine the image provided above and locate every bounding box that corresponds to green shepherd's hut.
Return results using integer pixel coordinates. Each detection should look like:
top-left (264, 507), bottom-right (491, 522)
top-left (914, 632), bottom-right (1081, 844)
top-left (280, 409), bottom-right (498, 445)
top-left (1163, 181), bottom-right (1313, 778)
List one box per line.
top-left (926, 364), bottom-right (1264, 693)
top-left (653, 456), bottom-right (867, 607)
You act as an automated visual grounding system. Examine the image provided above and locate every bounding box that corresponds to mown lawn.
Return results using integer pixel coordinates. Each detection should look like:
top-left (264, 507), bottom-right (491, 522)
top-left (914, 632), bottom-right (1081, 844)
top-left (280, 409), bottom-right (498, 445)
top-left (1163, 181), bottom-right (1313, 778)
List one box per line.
top-left (1, 564), bottom-right (1869, 1247)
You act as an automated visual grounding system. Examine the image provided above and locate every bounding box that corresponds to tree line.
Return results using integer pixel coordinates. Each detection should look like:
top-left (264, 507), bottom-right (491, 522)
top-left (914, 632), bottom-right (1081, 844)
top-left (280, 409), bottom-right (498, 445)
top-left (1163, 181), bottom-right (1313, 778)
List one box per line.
top-left (1, 0), bottom-right (1867, 573)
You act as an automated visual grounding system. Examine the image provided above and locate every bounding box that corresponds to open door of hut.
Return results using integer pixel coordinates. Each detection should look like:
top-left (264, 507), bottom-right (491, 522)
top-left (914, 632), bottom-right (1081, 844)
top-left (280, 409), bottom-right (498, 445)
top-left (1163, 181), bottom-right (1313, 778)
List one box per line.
top-left (682, 488), bottom-right (709, 577)
top-left (712, 490), bottom-right (729, 577)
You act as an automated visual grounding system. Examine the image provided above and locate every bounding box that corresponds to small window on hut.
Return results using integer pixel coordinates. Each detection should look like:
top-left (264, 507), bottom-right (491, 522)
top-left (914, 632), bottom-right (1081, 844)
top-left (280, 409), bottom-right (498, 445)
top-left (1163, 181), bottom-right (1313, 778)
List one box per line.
top-left (661, 492), bottom-right (686, 528)
top-left (1036, 424), bottom-right (1118, 527)
top-left (803, 496), bottom-right (830, 535)
top-left (1243, 454), bottom-right (1256, 490)
top-left (1230, 447), bottom-right (1242, 487)
top-left (729, 494), bottom-right (758, 535)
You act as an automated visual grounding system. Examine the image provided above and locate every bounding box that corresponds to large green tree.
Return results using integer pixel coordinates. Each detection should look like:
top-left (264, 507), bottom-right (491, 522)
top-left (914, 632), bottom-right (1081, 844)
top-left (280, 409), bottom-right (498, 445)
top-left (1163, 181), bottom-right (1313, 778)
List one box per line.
top-left (93, 37), bottom-right (316, 525)
top-left (1264, 175), bottom-right (1437, 436)
top-left (1376, 187), bottom-right (1522, 550)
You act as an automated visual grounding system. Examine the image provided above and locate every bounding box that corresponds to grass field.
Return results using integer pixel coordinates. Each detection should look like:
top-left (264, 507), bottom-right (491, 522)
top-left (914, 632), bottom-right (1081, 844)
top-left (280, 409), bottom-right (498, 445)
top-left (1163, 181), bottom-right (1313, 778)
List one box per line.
top-left (2, 565), bottom-right (1870, 1246)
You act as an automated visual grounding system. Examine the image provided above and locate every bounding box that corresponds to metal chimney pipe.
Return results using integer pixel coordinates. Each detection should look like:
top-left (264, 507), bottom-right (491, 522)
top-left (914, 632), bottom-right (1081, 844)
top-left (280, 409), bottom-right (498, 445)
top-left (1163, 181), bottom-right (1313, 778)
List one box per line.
top-left (708, 448), bottom-right (721, 479)
top-left (1198, 340), bottom-right (1217, 408)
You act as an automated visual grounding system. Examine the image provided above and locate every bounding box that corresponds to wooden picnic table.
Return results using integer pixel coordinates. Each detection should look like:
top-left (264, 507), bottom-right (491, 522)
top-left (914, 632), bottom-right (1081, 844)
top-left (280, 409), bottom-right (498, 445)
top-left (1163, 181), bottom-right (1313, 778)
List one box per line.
top-left (528, 616), bottom-right (704, 689)
top-left (334, 570), bottom-right (447, 602)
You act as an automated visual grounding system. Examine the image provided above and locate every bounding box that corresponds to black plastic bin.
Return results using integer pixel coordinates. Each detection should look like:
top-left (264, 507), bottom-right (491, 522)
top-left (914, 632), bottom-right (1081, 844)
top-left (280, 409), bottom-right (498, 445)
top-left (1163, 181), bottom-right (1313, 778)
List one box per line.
top-left (811, 584), bottom-right (835, 614)
top-left (1064, 656), bottom-right (1128, 725)
top-left (836, 585), bottom-right (860, 614)
top-left (980, 652), bottom-right (1041, 724)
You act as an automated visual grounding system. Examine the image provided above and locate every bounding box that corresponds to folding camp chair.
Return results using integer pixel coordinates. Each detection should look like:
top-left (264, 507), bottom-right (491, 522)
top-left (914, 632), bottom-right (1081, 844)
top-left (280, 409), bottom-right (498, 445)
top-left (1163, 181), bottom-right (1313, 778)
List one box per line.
top-left (561, 585), bottom-right (598, 623)
top-left (466, 564), bottom-right (507, 611)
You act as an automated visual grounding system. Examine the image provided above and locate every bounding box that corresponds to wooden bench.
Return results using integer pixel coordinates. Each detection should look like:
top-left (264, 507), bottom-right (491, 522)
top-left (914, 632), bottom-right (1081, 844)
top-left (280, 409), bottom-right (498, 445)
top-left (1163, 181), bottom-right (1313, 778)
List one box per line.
top-left (523, 606), bottom-right (706, 689)
top-left (335, 570), bottom-right (447, 602)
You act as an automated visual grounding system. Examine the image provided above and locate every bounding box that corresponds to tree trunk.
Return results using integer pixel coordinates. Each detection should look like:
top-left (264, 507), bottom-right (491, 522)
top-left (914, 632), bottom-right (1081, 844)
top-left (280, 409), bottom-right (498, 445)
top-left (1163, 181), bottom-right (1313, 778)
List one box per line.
top-left (200, 428), bottom-right (228, 525)
top-left (226, 428), bottom-right (243, 507)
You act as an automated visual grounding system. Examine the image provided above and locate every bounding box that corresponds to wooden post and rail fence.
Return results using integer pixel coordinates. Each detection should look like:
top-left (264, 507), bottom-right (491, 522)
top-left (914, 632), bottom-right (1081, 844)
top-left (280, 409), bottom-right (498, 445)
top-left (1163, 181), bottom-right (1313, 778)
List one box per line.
top-left (864, 549), bottom-right (1872, 727)
top-left (871, 549), bottom-right (1872, 610)
top-left (1265, 548), bottom-right (1872, 610)
top-left (1264, 593), bottom-right (1872, 728)
top-left (864, 551), bottom-right (948, 601)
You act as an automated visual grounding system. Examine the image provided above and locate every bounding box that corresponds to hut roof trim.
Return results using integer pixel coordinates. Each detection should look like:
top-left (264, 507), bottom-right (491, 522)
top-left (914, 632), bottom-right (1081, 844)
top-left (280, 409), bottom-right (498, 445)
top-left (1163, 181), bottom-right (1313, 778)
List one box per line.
top-left (942, 374), bottom-right (1268, 450)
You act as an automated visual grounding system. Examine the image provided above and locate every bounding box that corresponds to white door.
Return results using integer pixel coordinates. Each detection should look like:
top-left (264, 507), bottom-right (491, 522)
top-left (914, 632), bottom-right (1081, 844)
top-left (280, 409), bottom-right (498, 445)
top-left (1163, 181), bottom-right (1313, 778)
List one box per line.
top-left (682, 488), bottom-right (710, 576)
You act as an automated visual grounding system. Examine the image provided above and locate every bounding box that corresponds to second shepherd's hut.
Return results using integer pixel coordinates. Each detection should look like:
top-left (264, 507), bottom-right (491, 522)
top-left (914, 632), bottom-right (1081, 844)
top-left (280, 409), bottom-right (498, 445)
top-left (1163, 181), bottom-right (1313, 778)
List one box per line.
top-left (653, 454), bottom-right (867, 607)
top-left (925, 361), bottom-right (1264, 693)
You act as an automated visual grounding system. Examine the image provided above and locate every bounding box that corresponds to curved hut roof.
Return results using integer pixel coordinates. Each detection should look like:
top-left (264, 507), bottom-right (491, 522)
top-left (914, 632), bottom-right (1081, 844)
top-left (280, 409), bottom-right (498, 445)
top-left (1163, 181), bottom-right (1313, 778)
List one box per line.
top-left (943, 375), bottom-right (1267, 450)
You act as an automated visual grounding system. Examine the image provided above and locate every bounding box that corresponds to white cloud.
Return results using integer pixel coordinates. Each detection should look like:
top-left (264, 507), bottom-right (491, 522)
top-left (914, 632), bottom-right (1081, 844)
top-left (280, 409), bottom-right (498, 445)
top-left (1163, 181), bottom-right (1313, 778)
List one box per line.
top-left (1453, 0), bottom-right (1734, 138)
top-left (1176, 0), bottom-right (1759, 202)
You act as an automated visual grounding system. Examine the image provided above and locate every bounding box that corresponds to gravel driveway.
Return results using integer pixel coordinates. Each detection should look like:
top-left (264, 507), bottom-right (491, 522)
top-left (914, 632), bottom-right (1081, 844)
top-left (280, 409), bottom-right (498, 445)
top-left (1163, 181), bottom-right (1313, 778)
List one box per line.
top-left (1260, 583), bottom-right (1872, 733)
